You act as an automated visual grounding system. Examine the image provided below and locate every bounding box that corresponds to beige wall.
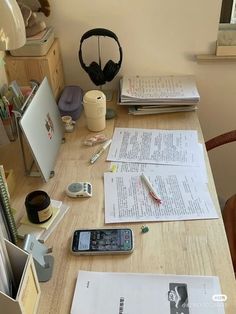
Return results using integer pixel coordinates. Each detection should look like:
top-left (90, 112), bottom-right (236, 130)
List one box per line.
top-left (47, 0), bottom-right (221, 90)
top-left (2, 0), bottom-right (235, 200)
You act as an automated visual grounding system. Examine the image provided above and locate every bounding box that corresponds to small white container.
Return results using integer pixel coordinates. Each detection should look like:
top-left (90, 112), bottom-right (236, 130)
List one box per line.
top-left (83, 90), bottom-right (106, 132)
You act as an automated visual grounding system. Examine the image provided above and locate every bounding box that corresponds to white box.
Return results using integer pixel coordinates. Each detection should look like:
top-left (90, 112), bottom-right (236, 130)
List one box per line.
top-left (0, 240), bottom-right (41, 314)
top-left (10, 27), bottom-right (54, 57)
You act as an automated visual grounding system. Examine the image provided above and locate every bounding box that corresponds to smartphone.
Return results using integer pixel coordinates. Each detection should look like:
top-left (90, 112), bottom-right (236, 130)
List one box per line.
top-left (71, 228), bottom-right (134, 255)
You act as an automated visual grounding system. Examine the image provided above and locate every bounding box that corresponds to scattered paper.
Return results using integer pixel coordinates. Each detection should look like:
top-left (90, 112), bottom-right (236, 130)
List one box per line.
top-left (110, 145), bottom-right (208, 183)
top-left (107, 128), bottom-right (200, 166)
top-left (104, 171), bottom-right (218, 223)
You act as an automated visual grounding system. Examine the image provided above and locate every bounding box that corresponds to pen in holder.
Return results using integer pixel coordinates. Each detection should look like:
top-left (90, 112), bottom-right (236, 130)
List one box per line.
top-left (0, 96), bottom-right (17, 141)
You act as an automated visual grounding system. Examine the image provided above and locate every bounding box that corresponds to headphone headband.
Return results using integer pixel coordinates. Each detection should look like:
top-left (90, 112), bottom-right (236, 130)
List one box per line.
top-left (79, 28), bottom-right (123, 72)
top-left (80, 28), bottom-right (119, 43)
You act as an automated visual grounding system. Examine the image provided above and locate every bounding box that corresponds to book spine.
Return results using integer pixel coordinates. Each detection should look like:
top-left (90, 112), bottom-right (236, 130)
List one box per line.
top-left (0, 202), bottom-right (12, 240)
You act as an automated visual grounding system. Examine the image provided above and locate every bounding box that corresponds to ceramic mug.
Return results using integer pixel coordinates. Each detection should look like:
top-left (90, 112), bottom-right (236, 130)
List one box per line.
top-left (61, 115), bottom-right (75, 132)
top-left (83, 90), bottom-right (106, 132)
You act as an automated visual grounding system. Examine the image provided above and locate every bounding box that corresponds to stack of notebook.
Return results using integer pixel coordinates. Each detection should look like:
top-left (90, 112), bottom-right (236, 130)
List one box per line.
top-left (118, 75), bottom-right (200, 115)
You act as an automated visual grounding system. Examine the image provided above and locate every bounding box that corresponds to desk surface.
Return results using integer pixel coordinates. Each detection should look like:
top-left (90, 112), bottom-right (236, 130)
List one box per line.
top-left (1, 100), bottom-right (236, 313)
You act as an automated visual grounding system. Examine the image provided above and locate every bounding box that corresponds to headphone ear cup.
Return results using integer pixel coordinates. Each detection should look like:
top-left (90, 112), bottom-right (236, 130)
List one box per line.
top-left (103, 60), bottom-right (119, 82)
top-left (87, 61), bottom-right (106, 86)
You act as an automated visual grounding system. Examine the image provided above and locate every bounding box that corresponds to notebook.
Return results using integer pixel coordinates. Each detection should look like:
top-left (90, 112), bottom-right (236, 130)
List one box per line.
top-left (0, 170), bottom-right (17, 244)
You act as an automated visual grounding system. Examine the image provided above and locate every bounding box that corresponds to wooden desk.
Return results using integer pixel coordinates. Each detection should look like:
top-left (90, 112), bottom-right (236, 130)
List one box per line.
top-left (1, 100), bottom-right (236, 313)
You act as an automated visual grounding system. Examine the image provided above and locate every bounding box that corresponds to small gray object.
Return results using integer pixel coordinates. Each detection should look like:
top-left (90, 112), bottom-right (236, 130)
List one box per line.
top-left (106, 108), bottom-right (116, 120)
top-left (23, 234), bottom-right (54, 282)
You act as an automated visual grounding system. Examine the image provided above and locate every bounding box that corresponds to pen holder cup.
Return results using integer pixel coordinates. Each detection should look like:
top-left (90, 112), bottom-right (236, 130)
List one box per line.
top-left (83, 90), bottom-right (106, 132)
top-left (2, 116), bottom-right (17, 141)
top-left (0, 239), bottom-right (41, 314)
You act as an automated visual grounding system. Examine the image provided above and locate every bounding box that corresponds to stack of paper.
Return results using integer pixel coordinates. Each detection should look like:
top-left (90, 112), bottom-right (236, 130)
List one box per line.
top-left (128, 104), bottom-right (198, 115)
top-left (118, 75), bottom-right (200, 115)
top-left (26, 27), bottom-right (53, 43)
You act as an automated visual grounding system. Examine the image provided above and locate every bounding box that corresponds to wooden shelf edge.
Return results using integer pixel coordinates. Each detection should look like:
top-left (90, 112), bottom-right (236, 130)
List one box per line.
top-left (196, 54), bottom-right (236, 62)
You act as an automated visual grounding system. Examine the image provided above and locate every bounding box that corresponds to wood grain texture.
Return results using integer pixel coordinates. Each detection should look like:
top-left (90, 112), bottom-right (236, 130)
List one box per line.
top-left (4, 39), bottom-right (64, 100)
top-left (1, 98), bottom-right (236, 313)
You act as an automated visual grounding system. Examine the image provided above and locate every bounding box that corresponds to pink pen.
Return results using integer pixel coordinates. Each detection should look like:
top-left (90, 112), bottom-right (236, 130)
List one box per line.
top-left (141, 173), bottom-right (162, 205)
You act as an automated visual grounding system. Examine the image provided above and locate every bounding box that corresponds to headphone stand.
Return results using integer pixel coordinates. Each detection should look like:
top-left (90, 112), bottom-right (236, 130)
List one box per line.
top-left (97, 37), bottom-right (113, 102)
top-left (99, 87), bottom-right (116, 119)
top-left (99, 86), bottom-right (113, 102)
top-left (97, 37), bottom-right (115, 118)
top-left (79, 28), bottom-right (122, 118)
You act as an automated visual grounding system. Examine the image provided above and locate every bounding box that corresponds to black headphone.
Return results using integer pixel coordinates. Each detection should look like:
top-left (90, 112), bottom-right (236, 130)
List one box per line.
top-left (78, 28), bottom-right (123, 86)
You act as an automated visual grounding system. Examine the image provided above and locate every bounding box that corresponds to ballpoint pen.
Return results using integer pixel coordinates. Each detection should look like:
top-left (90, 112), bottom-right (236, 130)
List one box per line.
top-left (90, 139), bottom-right (112, 164)
top-left (141, 173), bottom-right (162, 205)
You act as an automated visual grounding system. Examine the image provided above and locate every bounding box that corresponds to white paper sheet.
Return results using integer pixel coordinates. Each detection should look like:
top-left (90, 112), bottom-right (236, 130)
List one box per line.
top-left (107, 128), bottom-right (200, 166)
top-left (71, 271), bottom-right (225, 314)
top-left (120, 75), bottom-right (200, 101)
top-left (104, 171), bottom-right (218, 223)
top-left (110, 143), bottom-right (208, 183)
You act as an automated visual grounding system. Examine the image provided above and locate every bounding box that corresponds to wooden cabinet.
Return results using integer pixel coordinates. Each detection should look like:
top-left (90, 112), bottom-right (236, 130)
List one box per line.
top-left (4, 39), bottom-right (64, 100)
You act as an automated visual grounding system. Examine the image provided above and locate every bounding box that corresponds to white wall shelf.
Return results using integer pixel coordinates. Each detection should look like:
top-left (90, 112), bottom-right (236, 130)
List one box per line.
top-left (196, 54), bottom-right (236, 62)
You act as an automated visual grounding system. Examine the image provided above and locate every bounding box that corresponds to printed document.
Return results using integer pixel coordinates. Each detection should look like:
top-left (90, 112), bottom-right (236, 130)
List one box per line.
top-left (71, 271), bottom-right (225, 314)
top-left (110, 143), bottom-right (208, 183)
top-left (104, 171), bottom-right (218, 223)
top-left (107, 128), bottom-right (201, 166)
top-left (120, 75), bottom-right (200, 102)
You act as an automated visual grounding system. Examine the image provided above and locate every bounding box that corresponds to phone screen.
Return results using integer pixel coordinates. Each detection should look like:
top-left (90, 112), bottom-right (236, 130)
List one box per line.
top-left (71, 228), bottom-right (133, 254)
